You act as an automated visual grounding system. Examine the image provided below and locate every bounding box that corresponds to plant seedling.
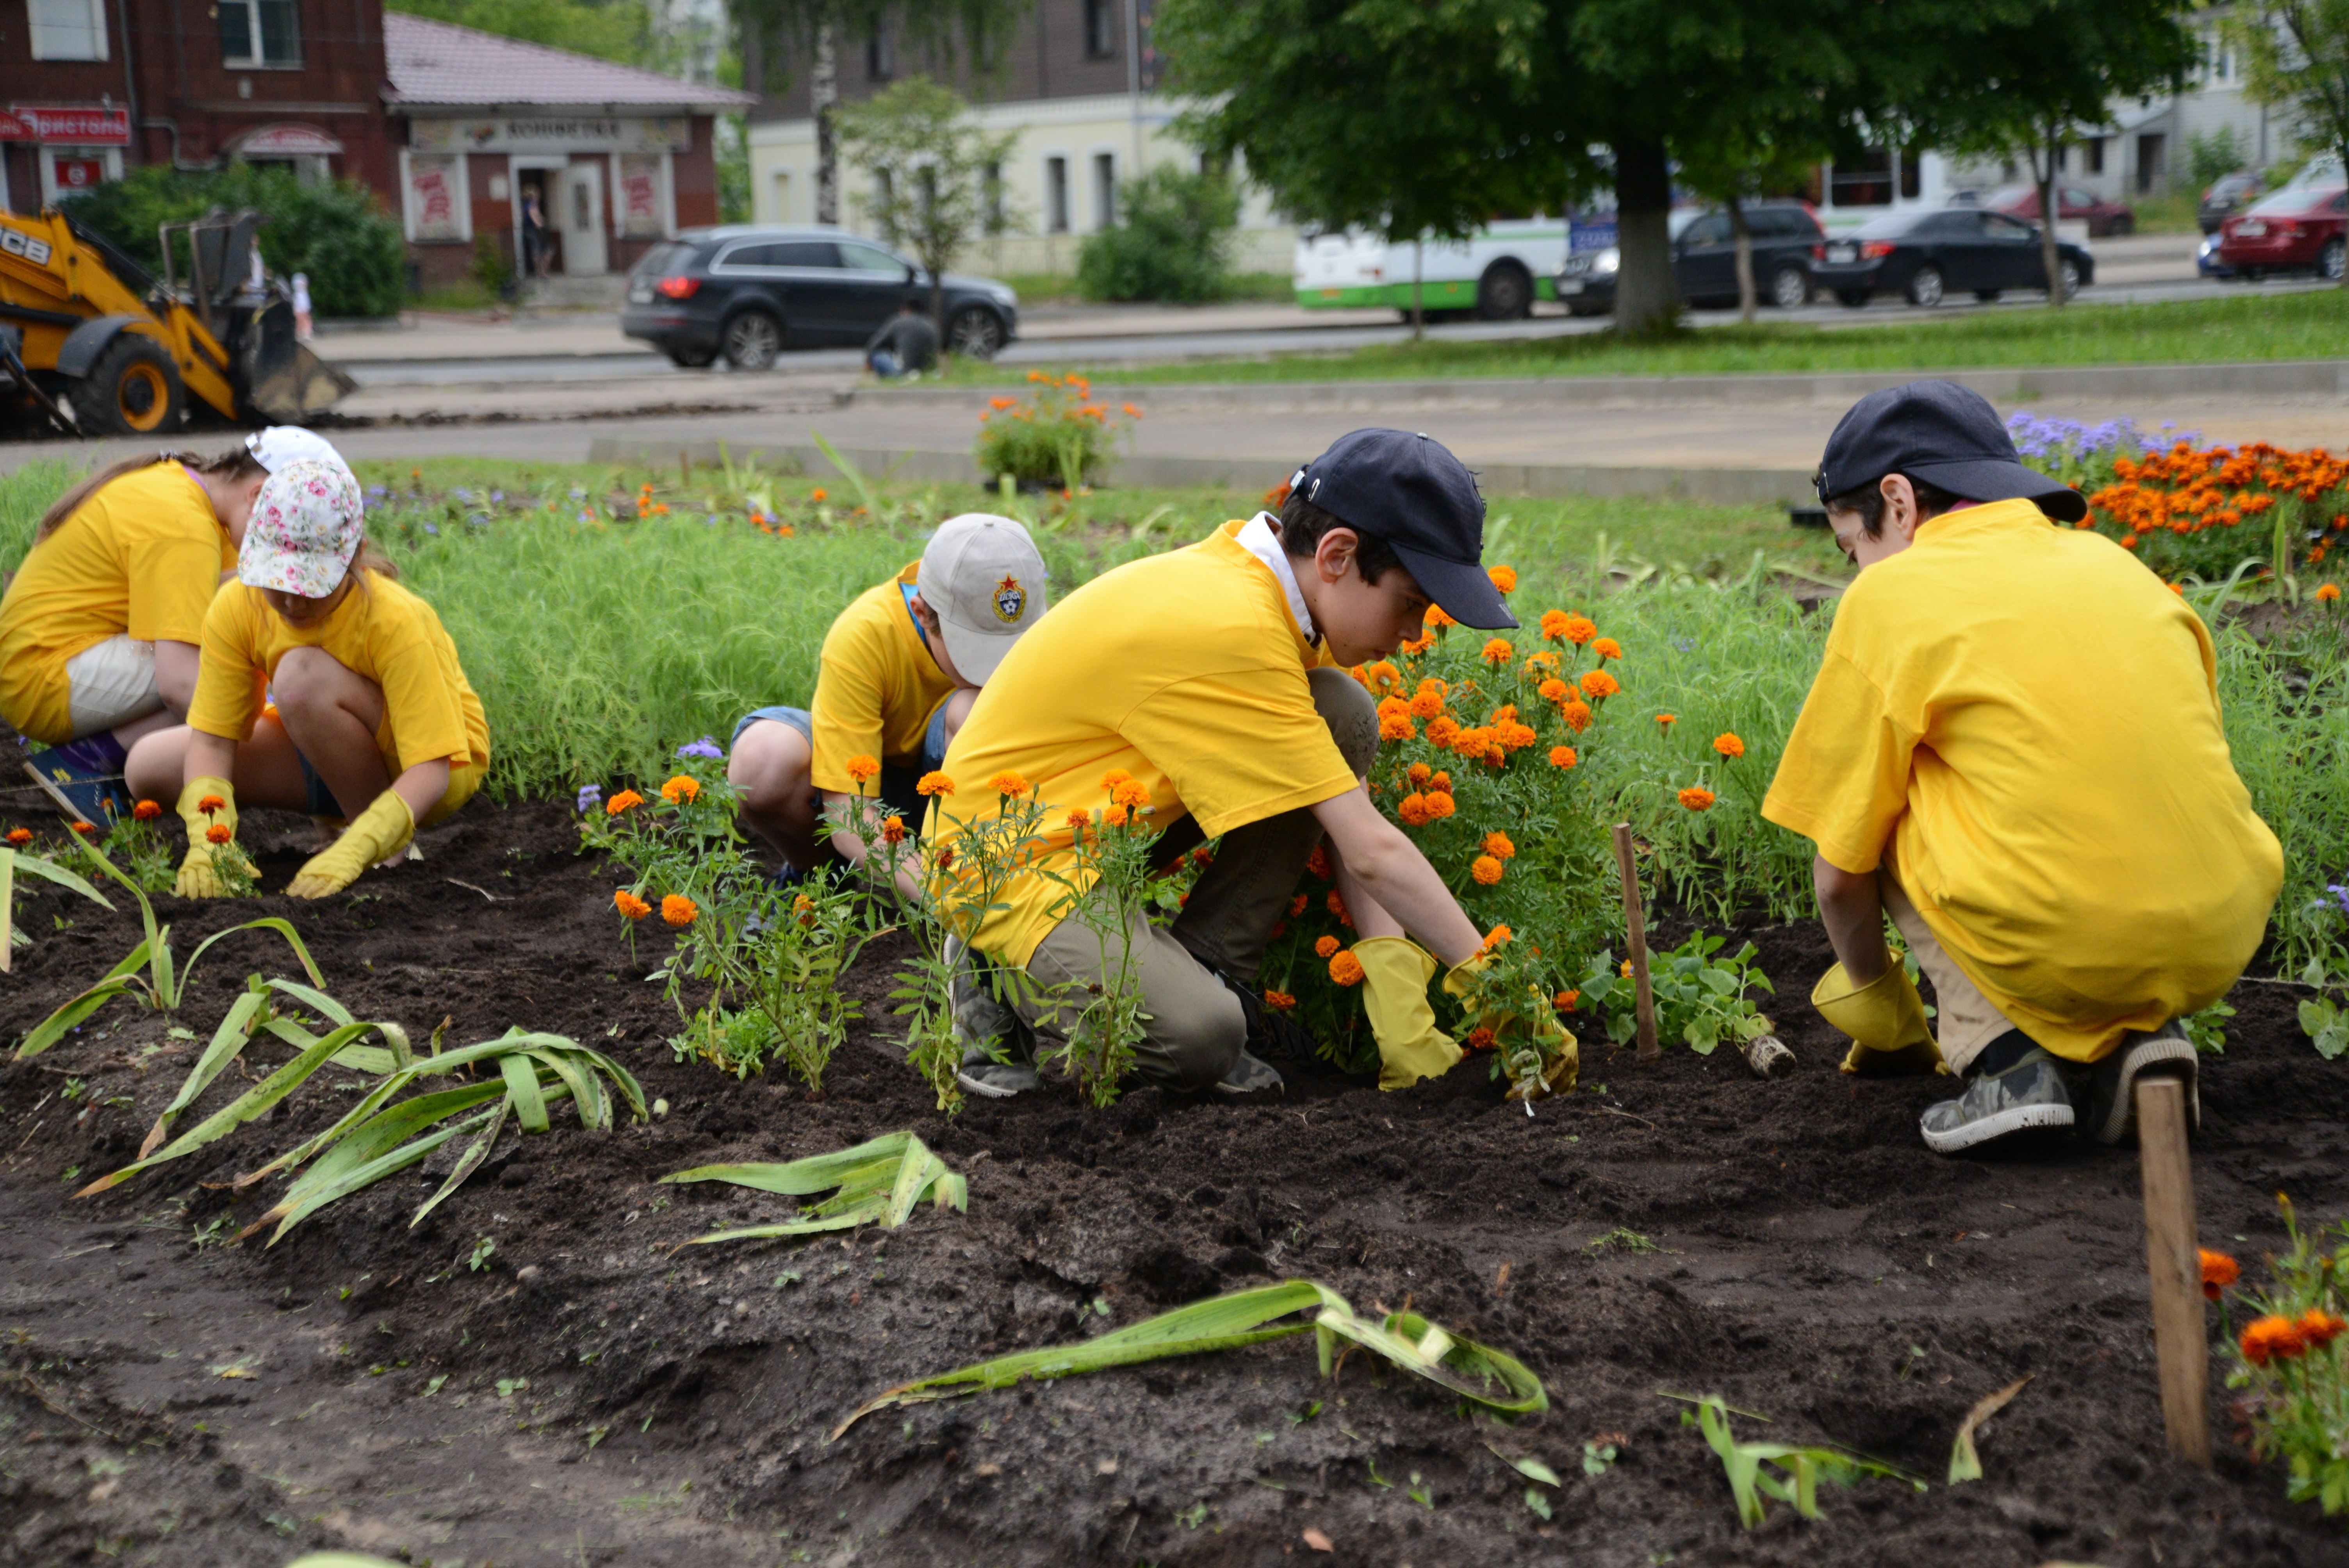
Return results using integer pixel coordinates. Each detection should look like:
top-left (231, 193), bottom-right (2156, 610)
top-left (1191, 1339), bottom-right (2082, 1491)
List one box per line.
top-left (661, 1132), bottom-right (968, 1247)
top-left (1676, 1395), bottom-right (1925, 1528)
top-left (469, 1238), bottom-right (497, 1272)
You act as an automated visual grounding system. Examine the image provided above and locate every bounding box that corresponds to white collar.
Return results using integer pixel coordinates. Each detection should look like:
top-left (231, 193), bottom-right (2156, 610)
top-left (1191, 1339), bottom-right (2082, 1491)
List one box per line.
top-left (1237, 511), bottom-right (1316, 644)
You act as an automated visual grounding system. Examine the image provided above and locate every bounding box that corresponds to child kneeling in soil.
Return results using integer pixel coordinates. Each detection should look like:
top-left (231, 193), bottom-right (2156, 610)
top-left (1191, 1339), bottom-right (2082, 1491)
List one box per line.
top-left (1763, 381), bottom-right (2281, 1153)
top-left (125, 458), bottom-right (490, 899)
top-left (726, 513), bottom-right (1048, 895)
top-left (0, 429), bottom-right (352, 822)
top-left (937, 429), bottom-right (1549, 1101)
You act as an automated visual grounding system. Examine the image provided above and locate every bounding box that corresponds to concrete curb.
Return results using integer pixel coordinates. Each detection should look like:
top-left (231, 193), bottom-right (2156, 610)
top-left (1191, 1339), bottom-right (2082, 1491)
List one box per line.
top-left (582, 436), bottom-right (1816, 506)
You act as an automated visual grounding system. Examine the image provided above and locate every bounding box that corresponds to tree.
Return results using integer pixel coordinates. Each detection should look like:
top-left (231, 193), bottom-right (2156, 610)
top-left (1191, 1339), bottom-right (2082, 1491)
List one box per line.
top-left (837, 78), bottom-right (1019, 325)
top-left (2232, 0), bottom-right (2349, 287)
top-left (1075, 166), bottom-right (1243, 303)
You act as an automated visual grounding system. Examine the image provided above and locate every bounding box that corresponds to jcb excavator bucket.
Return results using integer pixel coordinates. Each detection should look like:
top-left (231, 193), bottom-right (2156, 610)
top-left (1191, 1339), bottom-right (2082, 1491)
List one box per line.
top-left (235, 296), bottom-right (356, 422)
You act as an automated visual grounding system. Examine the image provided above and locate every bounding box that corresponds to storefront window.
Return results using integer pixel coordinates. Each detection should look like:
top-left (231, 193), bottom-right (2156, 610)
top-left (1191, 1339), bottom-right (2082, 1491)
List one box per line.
top-left (220, 0), bottom-right (301, 66)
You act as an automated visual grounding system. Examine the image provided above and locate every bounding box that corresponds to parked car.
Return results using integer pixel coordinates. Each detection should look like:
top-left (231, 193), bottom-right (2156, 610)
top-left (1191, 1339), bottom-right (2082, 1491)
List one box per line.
top-left (620, 226), bottom-right (1020, 369)
top-left (2197, 232), bottom-right (2236, 279)
top-left (1981, 182), bottom-right (2137, 238)
top-left (2199, 171), bottom-right (2265, 234)
top-left (1809, 208), bottom-right (2092, 306)
top-left (2215, 185), bottom-right (2349, 280)
top-left (1555, 201), bottom-right (1826, 315)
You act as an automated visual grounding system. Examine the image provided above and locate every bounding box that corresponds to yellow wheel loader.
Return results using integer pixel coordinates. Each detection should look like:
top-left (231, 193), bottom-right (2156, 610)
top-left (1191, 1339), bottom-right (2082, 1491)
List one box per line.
top-left (0, 206), bottom-right (355, 438)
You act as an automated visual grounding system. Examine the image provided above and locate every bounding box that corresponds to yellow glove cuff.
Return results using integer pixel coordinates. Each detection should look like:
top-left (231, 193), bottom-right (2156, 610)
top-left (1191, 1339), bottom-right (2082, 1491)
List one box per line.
top-left (1353, 937), bottom-right (1465, 1091)
top-left (286, 789), bottom-right (415, 899)
top-left (1811, 955), bottom-right (1948, 1076)
top-left (1439, 950), bottom-right (1490, 1001)
top-left (173, 775), bottom-right (250, 898)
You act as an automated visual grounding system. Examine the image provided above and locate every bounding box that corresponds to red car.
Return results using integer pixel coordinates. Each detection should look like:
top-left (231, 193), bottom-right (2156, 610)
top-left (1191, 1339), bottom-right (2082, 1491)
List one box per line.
top-left (1979, 182), bottom-right (2137, 238)
top-left (2217, 185), bottom-right (2349, 280)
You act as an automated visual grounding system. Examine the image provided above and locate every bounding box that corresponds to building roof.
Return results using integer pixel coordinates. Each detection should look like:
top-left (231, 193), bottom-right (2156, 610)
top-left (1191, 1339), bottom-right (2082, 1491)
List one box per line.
top-left (384, 13), bottom-right (754, 110)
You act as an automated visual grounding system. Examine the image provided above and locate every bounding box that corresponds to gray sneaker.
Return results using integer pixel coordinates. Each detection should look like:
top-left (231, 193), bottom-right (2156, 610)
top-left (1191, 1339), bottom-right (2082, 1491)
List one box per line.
top-left (1919, 1047), bottom-right (2076, 1154)
top-left (2082, 1023), bottom-right (2198, 1146)
top-left (1210, 1049), bottom-right (1284, 1098)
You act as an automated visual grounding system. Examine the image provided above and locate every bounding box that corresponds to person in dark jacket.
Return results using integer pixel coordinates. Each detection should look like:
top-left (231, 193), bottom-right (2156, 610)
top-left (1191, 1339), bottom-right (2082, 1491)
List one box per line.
top-left (867, 301), bottom-right (939, 378)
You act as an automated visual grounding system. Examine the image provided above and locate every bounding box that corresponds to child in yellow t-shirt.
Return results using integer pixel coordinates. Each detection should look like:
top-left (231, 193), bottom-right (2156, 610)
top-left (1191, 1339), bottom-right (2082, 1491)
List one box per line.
top-left (124, 460), bottom-right (489, 900)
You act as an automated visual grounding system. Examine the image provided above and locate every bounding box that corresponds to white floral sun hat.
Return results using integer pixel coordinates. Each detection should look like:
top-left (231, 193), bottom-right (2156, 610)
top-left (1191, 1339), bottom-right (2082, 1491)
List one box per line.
top-left (237, 457), bottom-right (363, 598)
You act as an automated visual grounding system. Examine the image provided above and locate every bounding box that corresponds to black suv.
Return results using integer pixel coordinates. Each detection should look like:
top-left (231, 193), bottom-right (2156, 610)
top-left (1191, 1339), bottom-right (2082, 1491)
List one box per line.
top-left (620, 226), bottom-right (1021, 369)
top-left (1557, 202), bottom-right (1827, 315)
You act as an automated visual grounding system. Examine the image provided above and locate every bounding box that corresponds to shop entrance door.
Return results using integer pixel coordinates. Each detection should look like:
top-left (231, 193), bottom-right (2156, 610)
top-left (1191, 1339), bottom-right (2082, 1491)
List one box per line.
top-left (560, 164), bottom-right (607, 276)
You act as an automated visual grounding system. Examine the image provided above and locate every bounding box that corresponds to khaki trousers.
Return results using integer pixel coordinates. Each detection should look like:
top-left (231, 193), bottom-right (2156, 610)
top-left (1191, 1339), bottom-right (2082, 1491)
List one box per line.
top-left (1009, 666), bottom-right (1379, 1091)
top-left (1879, 857), bottom-right (2018, 1074)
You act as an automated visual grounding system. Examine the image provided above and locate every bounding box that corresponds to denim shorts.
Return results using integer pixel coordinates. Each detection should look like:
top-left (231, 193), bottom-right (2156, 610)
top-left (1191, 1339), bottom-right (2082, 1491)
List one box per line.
top-left (733, 701), bottom-right (950, 821)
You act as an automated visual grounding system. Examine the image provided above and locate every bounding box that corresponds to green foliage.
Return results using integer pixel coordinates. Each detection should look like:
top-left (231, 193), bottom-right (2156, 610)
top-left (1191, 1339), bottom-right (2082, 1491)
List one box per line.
top-left (1680, 1394), bottom-right (1927, 1528)
top-left (661, 1130), bottom-right (968, 1245)
top-left (1573, 935), bottom-right (1775, 1054)
top-left (388, 0), bottom-right (656, 64)
top-left (60, 165), bottom-right (406, 318)
top-left (1075, 166), bottom-right (1242, 303)
top-left (2217, 1195), bottom-right (2349, 1513)
top-left (716, 114), bottom-right (752, 224)
top-left (2230, 0), bottom-right (2349, 220)
top-left (472, 232), bottom-right (515, 297)
top-left (2189, 125), bottom-right (2249, 187)
top-left (972, 374), bottom-right (1134, 489)
top-left (838, 78), bottom-right (1019, 321)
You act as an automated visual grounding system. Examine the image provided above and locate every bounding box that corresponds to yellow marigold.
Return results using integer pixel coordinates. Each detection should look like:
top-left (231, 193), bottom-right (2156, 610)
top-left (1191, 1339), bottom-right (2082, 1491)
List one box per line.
top-left (1480, 638), bottom-right (1513, 665)
top-left (1482, 925), bottom-right (1511, 950)
top-left (614, 889), bottom-right (651, 920)
top-left (1678, 786), bottom-right (1716, 812)
top-left (916, 772), bottom-right (956, 797)
top-left (1549, 745), bottom-right (1577, 769)
top-left (881, 814), bottom-right (908, 845)
top-left (1713, 732), bottom-right (1746, 759)
top-left (1593, 637), bottom-right (1623, 662)
top-left (132, 799), bottom-right (162, 821)
top-left (987, 770), bottom-right (1032, 798)
top-left (205, 823), bottom-right (232, 844)
top-left (661, 774), bottom-right (701, 804)
top-left (1580, 669), bottom-right (1620, 701)
top-left (1560, 699), bottom-right (1592, 732)
top-left (1424, 790), bottom-right (1456, 820)
top-left (1488, 564), bottom-right (1517, 593)
top-left (1328, 950), bottom-right (1365, 986)
top-left (661, 894), bottom-right (699, 927)
top-left (1483, 831), bottom-right (1515, 859)
top-left (1314, 934), bottom-right (1341, 959)
top-left (1471, 854), bottom-right (1503, 886)
top-left (606, 789), bottom-right (644, 816)
top-left (845, 755), bottom-right (880, 786)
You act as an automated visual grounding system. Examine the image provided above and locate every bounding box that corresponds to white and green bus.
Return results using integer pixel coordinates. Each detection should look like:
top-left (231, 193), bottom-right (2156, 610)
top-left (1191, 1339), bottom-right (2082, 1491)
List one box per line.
top-left (1292, 219), bottom-right (1572, 319)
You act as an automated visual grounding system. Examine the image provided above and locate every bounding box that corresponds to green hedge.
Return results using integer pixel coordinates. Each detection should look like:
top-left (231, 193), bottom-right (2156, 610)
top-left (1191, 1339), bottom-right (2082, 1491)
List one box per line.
top-left (61, 165), bottom-right (408, 319)
top-left (1075, 166), bottom-right (1242, 304)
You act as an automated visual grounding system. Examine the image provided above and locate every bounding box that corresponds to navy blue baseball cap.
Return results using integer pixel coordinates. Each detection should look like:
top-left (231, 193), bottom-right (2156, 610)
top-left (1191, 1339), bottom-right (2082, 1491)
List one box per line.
top-left (1289, 428), bottom-right (1516, 629)
top-left (1816, 380), bottom-right (2087, 523)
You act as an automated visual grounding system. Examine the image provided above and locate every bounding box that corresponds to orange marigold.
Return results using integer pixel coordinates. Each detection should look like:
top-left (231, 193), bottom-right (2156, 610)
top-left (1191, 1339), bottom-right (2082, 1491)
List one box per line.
top-left (2240, 1314), bottom-right (2306, 1365)
top-left (1429, 771), bottom-right (1451, 792)
top-left (1471, 854), bottom-right (1504, 886)
top-left (1552, 613), bottom-right (1596, 646)
top-left (661, 774), bottom-right (701, 804)
top-left (614, 889), bottom-right (651, 920)
top-left (1487, 564), bottom-right (1517, 593)
top-left (881, 814), bottom-right (908, 845)
top-left (1713, 732), bottom-right (1746, 759)
top-left (1328, 950), bottom-right (1365, 986)
top-left (1289, 892), bottom-right (1309, 916)
top-left (4, 827), bottom-right (29, 846)
top-left (1406, 761), bottom-right (1432, 786)
top-left (1481, 925), bottom-right (1511, 950)
top-left (1326, 890), bottom-right (1353, 927)
top-left (1110, 779), bottom-right (1151, 809)
top-left (661, 893), bottom-right (699, 927)
top-left (1465, 1026), bottom-right (1497, 1052)
top-left (1655, 713), bottom-right (1676, 729)
top-left (1424, 790), bottom-right (1456, 820)
top-left (1066, 807), bottom-right (1093, 831)
top-left (2199, 1248), bottom-right (2240, 1301)
top-left (988, 770), bottom-right (1032, 798)
top-left (1537, 677), bottom-right (1569, 704)
top-left (845, 754), bottom-right (881, 785)
top-left (1398, 792), bottom-right (1432, 826)
top-left (1263, 989), bottom-right (1297, 1012)
top-left (1483, 831), bottom-right (1516, 860)
top-left (1550, 745), bottom-right (1578, 770)
top-left (916, 772), bottom-right (955, 797)
top-left (1314, 934), bottom-right (1341, 959)
top-left (1100, 767), bottom-right (1132, 790)
top-left (1559, 699), bottom-right (1592, 732)
top-left (2319, 583), bottom-right (2343, 602)
top-left (1554, 989), bottom-right (1581, 1012)
top-left (205, 823), bottom-right (232, 844)
top-left (1306, 845), bottom-right (1331, 880)
top-left (132, 799), bottom-right (163, 821)
top-left (2299, 1309), bottom-right (2347, 1348)
top-left (1580, 669), bottom-right (1620, 701)
top-left (1479, 638), bottom-right (1511, 666)
top-left (1380, 713), bottom-right (1415, 741)
top-left (1592, 637), bottom-right (1623, 662)
top-left (1678, 786), bottom-right (1716, 812)
top-left (198, 793), bottom-right (226, 815)
top-left (606, 789), bottom-right (645, 816)
top-left (1425, 604), bottom-right (1457, 629)
top-left (1426, 716), bottom-right (1460, 748)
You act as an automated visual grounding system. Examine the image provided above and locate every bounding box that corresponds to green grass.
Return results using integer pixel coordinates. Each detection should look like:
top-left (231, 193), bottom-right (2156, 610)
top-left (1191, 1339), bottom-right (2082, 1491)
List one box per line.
top-left (942, 290), bottom-right (2349, 385)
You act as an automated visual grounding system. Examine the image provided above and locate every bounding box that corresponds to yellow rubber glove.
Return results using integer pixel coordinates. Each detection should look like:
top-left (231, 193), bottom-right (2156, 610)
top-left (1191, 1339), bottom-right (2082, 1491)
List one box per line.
top-left (1811, 952), bottom-right (1948, 1076)
top-left (174, 775), bottom-right (256, 899)
top-left (1356, 936), bottom-right (1466, 1090)
top-left (287, 788), bottom-right (415, 899)
top-left (1442, 952), bottom-right (1580, 1099)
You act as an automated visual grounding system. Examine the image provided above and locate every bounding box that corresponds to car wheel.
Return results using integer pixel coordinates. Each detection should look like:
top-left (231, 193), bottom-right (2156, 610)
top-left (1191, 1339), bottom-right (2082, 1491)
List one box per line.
top-left (2108, 214), bottom-right (2134, 237)
top-left (75, 332), bottom-right (184, 437)
top-left (1474, 260), bottom-right (1533, 320)
top-left (2321, 239), bottom-right (2347, 282)
top-left (1906, 265), bottom-right (1944, 307)
top-left (665, 346), bottom-right (718, 369)
top-left (1835, 289), bottom-right (1871, 309)
top-left (1769, 264), bottom-right (1810, 309)
top-left (720, 310), bottom-right (782, 371)
top-left (2057, 258), bottom-right (2082, 300)
top-left (947, 306), bottom-right (1006, 359)
top-left (1973, 289), bottom-right (2002, 303)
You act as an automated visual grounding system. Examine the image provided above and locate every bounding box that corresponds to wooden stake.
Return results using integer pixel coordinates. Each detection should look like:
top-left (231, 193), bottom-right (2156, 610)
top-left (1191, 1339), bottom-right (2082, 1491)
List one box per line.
top-left (2137, 1076), bottom-right (2212, 1470)
top-left (1610, 822), bottom-right (1659, 1059)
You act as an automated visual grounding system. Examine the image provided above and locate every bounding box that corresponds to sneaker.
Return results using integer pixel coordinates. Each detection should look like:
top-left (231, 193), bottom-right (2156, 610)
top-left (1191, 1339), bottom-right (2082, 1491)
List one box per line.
top-left (1919, 1047), bottom-right (2076, 1154)
top-left (25, 736), bottom-right (133, 827)
top-left (2082, 1023), bottom-right (2198, 1146)
top-left (1210, 1049), bottom-right (1284, 1098)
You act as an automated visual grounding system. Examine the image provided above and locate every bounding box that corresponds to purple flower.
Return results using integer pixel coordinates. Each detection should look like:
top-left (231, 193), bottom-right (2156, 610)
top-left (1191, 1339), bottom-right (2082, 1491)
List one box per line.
top-left (675, 736), bottom-right (724, 759)
top-left (422, 522), bottom-right (439, 535)
top-left (2330, 883), bottom-right (2349, 918)
top-left (577, 784), bottom-right (604, 813)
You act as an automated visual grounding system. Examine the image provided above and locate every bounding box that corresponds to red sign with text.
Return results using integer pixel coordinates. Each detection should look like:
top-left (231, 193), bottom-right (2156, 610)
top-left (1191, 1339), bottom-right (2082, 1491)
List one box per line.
top-left (11, 106), bottom-right (133, 144)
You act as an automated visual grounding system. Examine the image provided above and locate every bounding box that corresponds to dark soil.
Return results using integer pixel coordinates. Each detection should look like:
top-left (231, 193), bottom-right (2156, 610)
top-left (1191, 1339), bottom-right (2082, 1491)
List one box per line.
top-left (3, 796), bottom-right (2347, 1568)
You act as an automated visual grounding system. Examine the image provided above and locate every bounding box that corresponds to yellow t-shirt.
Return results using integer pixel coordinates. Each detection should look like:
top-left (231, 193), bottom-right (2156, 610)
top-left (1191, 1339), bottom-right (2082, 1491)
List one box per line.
top-left (0, 462), bottom-right (233, 744)
top-left (934, 521), bottom-right (1358, 967)
top-left (1761, 498), bottom-right (2281, 1061)
top-left (807, 561), bottom-right (959, 794)
top-left (189, 573), bottom-right (491, 791)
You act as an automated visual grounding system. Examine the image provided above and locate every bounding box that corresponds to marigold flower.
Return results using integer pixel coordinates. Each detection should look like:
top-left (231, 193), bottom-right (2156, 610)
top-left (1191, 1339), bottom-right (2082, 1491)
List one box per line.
top-left (2240, 1314), bottom-right (2306, 1365)
top-left (198, 794), bottom-right (226, 815)
top-left (1398, 792), bottom-right (1432, 826)
top-left (1482, 925), bottom-right (1511, 950)
top-left (1580, 670), bottom-right (1621, 701)
top-left (1499, 722), bottom-right (1536, 750)
top-left (2299, 1309), bottom-right (2347, 1348)
top-left (661, 894), bottom-right (699, 927)
top-left (606, 789), bottom-right (645, 816)
top-left (1426, 716), bottom-right (1460, 748)
top-left (1380, 712), bottom-right (1415, 741)
top-left (614, 889), bottom-right (652, 920)
top-left (4, 827), bottom-right (30, 846)
top-left (1550, 745), bottom-right (1578, 770)
top-left (881, 814), bottom-right (908, 845)
top-left (1538, 608), bottom-right (1570, 640)
top-left (1554, 989), bottom-right (1581, 1012)
top-left (1713, 732), bottom-right (1746, 759)
top-left (1678, 786), bottom-right (1716, 812)
top-left (1592, 637), bottom-right (1623, 662)
top-left (2319, 583), bottom-right (2343, 602)
top-left (1537, 677), bottom-right (1568, 705)
top-left (1552, 613), bottom-right (1596, 646)
top-left (1065, 807), bottom-right (1093, 831)
top-left (1263, 989), bottom-right (1296, 1012)
top-left (1424, 604), bottom-right (1456, 629)
top-left (811, 488), bottom-right (828, 502)
top-left (989, 396), bottom-right (1017, 410)
top-left (132, 799), bottom-right (162, 821)
top-left (660, 774), bottom-right (701, 804)
top-left (1483, 831), bottom-right (1516, 859)
top-left (1479, 637), bottom-right (1512, 666)
top-left (205, 823), bottom-right (232, 844)
top-left (1315, 934), bottom-right (1341, 959)
top-left (1428, 771), bottom-right (1451, 793)
top-left (1306, 845), bottom-right (1331, 880)
top-left (1656, 713), bottom-right (1676, 729)
top-left (1470, 854), bottom-right (1504, 886)
top-left (845, 754), bottom-right (880, 786)
top-left (1621, 959), bottom-right (1634, 978)
top-left (1464, 1026), bottom-right (1497, 1052)
top-left (988, 770), bottom-right (1032, 798)
top-left (1122, 402), bottom-right (1144, 418)
top-left (1103, 804), bottom-right (1130, 827)
top-left (1487, 565), bottom-right (1517, 593)
top-left (2199, 1248), bottom-right (2239, 1300)
top-left (1328, 950), bottom-right (1365, 986)
top-left (1327, 890), bottom-right (1352, 926)
top-left (1450, 725), bottom-right (1492, 759)
top-left (1399, 630), bottom-right (1434, 655)
top-left (916, 772), bottom-right (955, 797)
top-left (1424, 790), bottom-right (1456, 820)
top-left (1110, 779), bottom-right (1150, 809)
top-left (1408, 691), bottom-right (1444, 720)
top-left (1555, 700), bottom-right (1588, 733)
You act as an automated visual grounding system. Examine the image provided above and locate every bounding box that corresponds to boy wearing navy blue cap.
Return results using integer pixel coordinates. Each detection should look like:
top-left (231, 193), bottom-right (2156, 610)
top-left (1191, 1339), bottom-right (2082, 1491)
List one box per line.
top-left (938, 428), bottom-right (1517, 1100)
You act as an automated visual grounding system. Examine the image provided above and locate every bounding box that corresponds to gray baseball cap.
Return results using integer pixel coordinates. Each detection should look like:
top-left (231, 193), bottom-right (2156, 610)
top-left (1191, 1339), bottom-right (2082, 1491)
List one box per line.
top-left (917, 513), bottom-right (1049, 684)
